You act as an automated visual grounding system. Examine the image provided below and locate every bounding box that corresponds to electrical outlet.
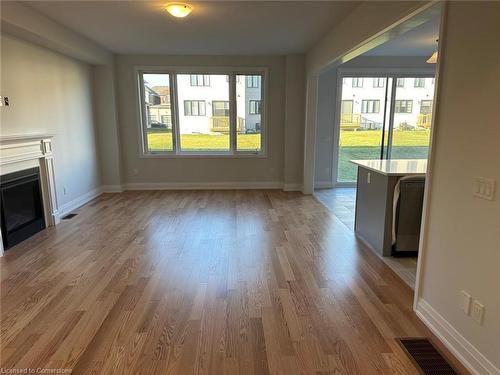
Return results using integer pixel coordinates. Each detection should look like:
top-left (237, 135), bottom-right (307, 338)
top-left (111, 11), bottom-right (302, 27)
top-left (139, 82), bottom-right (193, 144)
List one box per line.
top-left (459, 291), bottom-right (471, 315)
top-left (367, 172), bottom-right (371, 184)
top-left (472, 177), bottom-right (496, 201)
top-left (471, 300), bottom-right (485, 325)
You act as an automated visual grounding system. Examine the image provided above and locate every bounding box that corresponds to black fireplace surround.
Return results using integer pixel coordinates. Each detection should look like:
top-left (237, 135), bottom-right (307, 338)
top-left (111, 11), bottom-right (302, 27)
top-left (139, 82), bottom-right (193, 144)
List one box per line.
top-left (0, 167), bottom-right (46, 250)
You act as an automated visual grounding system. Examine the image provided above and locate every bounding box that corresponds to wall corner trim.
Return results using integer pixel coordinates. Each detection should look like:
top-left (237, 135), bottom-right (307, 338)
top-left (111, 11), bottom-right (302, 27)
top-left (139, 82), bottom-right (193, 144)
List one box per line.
top-left (102, 185), bottom-right (125, 193)
top-left (416, 298), bottom-right (500, 375)
top-left (283, 183), bottom-right (303, 192)
top-left (56, 187), bottom-right (104, 220)
top-left (123, 181), bottom-right (285, 191)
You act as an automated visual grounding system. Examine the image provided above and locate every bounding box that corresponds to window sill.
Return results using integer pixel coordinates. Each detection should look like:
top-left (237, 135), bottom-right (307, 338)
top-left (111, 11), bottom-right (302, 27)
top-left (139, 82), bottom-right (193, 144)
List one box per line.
top-left (139, 152), bottom-right (267, 159)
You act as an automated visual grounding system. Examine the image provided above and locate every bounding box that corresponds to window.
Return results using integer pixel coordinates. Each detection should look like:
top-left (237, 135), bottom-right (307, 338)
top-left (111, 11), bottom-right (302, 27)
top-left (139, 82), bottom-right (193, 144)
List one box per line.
top-left (212, 101), bottom-right (230, 117)
top-left (237, 74), bottom-right (263, 152)
top-left (373, 78), bottom-right (385, 88)
top-left (361, 100), bottom-right (380, 113)
top-left (184, 100), bottom-right (206, 116)
top-left (140, 73), bottom-right (174, 152)
top-left (246, 75), bottom-right (260, 88)
top-left (190, 74), bottom-right (210, 86)
top-left (395, 100), bottom-right (413, 113)
top-left (414, 78), bottom-right (425, 88)
top-left (139, 70), bottom-right (265, 155)
top-left (396, 78), bottom-right (405, 87)
top-left (352, 78), bottom-right (363, 88)
top-left (420, 100), bottom-right (433, 115)
top-left (249, 100), bottom-right (261, 114)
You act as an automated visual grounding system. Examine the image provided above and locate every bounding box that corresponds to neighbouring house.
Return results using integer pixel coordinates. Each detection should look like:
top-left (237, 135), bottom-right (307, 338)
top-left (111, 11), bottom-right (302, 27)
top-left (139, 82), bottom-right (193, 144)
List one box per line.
top-left (172, 74), bottom-right (263, 135)
top-left (145, 85), bottom-right (172, 129)
top-left (340, 77), bottom-right (435, 131)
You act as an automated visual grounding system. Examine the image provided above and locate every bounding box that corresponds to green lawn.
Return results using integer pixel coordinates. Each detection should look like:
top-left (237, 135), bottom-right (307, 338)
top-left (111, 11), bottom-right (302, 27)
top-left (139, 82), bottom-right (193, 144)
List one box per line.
top-left (146, 130), bottom-right (261, 152)
top-left (338, 130), bottom-right (430, 182)
top-left (146, 129), bottom-right (429, 182)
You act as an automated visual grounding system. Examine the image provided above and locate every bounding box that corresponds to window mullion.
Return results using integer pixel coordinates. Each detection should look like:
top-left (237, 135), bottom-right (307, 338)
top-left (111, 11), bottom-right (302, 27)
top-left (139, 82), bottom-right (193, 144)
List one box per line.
top-left (171, 73), bottom-right (181, 153)
top-left (229, 73), bottom-right (237, 153)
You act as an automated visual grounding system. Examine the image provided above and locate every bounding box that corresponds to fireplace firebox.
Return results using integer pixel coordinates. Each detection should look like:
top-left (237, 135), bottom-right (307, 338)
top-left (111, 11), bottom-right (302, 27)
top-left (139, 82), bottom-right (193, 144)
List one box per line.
top-left (0, 167), bottom-right (46, 250)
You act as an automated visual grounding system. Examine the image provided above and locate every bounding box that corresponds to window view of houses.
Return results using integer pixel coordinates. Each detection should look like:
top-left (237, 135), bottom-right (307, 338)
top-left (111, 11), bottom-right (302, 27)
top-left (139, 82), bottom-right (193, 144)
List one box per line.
top-left (337, 76), bottom-right (434, 182)
top-left (142, 73), bottom-right (262, 153)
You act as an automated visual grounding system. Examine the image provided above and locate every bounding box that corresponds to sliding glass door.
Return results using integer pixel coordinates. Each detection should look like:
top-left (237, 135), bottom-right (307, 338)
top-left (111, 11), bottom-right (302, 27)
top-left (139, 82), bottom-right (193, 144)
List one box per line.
top-left (334, 74), bottom-right (434, 184)
top-left (388, 77), bottom-right (435, 159)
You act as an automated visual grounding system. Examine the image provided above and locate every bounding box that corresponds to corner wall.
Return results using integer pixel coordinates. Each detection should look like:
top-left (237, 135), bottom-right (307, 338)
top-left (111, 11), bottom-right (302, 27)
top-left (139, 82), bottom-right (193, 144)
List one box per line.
top-left (416, 3), bottom-right (500, 374)
top-left (0, 35), bottom-right (102, 212)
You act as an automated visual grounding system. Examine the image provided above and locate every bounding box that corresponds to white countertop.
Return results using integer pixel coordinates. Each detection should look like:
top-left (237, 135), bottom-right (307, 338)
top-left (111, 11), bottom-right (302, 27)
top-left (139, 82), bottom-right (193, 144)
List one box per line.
top-left (350, 159), bottom-right (427, 176)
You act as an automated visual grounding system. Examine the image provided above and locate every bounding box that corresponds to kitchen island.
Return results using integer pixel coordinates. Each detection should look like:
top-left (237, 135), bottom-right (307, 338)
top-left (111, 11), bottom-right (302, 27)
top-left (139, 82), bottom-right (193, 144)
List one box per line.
top-left (350, 159), bottom-right (427, 257)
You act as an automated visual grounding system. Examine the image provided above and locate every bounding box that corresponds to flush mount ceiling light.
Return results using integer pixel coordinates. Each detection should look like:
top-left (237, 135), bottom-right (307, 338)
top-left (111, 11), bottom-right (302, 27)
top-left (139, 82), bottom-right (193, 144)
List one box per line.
top-left (426, 51), bottom-right (438, 64)
top-left (426, 39), bottom-right (439, 64)
top-left (165, 2), bottom-right (193, 18)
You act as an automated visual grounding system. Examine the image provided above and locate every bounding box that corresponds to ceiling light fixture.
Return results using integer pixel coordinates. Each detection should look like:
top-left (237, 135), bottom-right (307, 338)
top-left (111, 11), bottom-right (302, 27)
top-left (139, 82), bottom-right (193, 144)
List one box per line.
top-left (426, 51), bottom-right (438, 64)
top-left (165, 2), bottom-right (193, 18)
top-left (426, 39), bottom-right (439, 64)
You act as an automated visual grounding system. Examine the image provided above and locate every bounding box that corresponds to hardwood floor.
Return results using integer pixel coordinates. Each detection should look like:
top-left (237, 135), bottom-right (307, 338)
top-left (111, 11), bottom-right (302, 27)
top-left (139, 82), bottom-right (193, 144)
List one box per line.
top-left (0, 190), bottom-right (467, 374)
top-left (314, 188), bottom-right (418, 289)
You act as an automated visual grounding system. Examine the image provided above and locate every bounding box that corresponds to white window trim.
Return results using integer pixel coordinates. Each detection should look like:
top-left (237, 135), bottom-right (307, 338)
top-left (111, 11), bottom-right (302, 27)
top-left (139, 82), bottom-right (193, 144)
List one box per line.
top-left (135, 66), bottom-right (268, 158)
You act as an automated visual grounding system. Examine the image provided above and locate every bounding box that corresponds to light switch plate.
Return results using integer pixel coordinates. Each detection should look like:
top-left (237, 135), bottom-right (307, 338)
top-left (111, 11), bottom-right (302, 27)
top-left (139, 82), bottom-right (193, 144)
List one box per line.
top-left (471, 300), bottom-right (485, 325)
top-left (472, 177), bottom-right (496, 201)
top-left (459, 291), bottom-right (471, 315)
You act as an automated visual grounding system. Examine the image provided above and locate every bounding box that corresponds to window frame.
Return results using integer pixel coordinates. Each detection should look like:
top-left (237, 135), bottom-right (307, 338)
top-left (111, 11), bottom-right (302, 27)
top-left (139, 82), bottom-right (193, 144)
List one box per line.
top-left (395, 99), bottom-right (414, 113)
top-left (212, 100), bottom-right (230, 117)
top-left (136, 66), bottom-right (268, 158)
top-left (414, 78), bottom-right (426, 88)
top-left (249, 100), bottom-right (261, 115)
top-left (420, 100), bottom-right (433, 114)
top-left (361, 99), bottom-right (380, 114)
top-left (190, 74), bottom-right (211, 87)
top-left (352, 77), bottom-right (363, 88)
top-left (184, 100), bottom-right (206, 116)
top-left (373, 78), bottom-right (385, 88)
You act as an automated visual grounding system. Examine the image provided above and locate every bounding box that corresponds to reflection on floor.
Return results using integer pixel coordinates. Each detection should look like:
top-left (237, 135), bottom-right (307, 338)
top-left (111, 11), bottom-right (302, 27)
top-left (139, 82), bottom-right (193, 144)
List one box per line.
top-left (314, 187), bottom-right (418, 289)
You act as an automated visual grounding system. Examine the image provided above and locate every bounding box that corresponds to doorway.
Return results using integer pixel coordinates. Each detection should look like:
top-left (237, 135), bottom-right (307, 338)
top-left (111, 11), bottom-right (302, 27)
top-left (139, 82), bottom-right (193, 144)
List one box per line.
top-left (333, 74), bottom-right (435, 185)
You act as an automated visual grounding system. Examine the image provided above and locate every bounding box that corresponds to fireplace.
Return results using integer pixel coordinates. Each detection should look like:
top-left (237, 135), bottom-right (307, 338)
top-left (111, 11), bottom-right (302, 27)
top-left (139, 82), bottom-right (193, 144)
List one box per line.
top-left (0, 135), bottom-right (59, 255)
top-left (0, 167), bottom-right (46, 250)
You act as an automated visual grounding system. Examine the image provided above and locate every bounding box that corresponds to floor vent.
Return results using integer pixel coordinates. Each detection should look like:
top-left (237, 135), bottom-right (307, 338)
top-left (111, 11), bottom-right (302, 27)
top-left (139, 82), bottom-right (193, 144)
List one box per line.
top-left (62, 213), bottom-right (78, 220)
top-left (398, 338), bottom-right (457, 375)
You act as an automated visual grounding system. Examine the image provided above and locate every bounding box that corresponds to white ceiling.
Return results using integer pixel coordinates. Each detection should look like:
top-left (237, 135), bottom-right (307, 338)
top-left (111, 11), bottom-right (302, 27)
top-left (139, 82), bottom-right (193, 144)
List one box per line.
top-left (364, 15), bottom-right (440, 57)
top-left (24, 1), bottom-right (360, 55)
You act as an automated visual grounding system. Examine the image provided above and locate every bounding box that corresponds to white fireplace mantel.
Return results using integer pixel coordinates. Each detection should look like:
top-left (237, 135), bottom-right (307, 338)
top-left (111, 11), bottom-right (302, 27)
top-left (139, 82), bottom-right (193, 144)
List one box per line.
top-left (0, 134), bottom-right (60, 256)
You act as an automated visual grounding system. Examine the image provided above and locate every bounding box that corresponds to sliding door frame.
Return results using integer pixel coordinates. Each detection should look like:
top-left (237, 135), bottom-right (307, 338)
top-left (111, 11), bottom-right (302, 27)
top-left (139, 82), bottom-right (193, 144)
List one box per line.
top-left (332, 68), bottom-right (435, 187)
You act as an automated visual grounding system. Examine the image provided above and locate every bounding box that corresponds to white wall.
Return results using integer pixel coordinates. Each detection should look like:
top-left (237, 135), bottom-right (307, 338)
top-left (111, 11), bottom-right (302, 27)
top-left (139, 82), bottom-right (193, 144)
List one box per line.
top-left (284, 54), bottom-right (306, 189)
top-left (417, 2), bottom-right (500, 374)
top-left (314, 67), bottom-right (337, 186)
top-left (114, 54), bottom-right (287, 187)
top-left (0, 35), bottom-right (101, 208)
top-left (92, 64), bottom-right (123, 190)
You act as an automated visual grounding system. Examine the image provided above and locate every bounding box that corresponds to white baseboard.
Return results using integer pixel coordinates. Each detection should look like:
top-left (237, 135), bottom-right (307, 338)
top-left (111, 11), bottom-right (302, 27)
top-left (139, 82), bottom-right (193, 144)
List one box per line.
top-left (315, 181), bottom-right (334, 189)
top-left (57, 187), bottom-right (103, 219)
top-left (124, 181), bottom-right (284, 190)
top-left (416, 298), bottom-right (500, 375)
top-left (283, 183), bottom-right (303, 191)
top-left (54, 182), bottom-right (302, 220)
top-left (101, 184), bottom-right (124, 193)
